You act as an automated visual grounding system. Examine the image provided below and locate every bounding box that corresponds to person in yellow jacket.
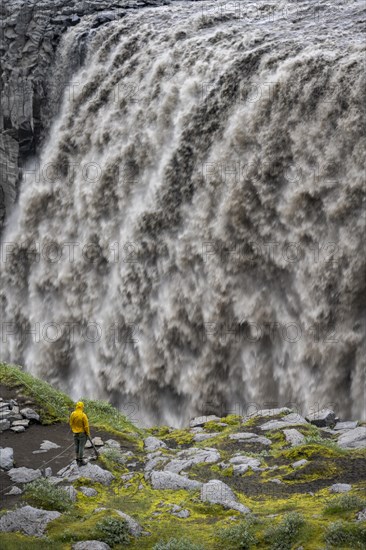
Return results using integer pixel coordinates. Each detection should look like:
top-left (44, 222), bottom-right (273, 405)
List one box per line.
top-left (69, 401), bottom-right (90, 466)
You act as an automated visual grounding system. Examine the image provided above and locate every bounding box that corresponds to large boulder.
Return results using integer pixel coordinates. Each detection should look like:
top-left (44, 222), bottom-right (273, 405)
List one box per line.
top-left (56, 462), bottom-right (115, 485)
top-left (0, 447), bottom-right (14, 470)
top-left (149, 471), bottom-right (202, 491)
top-left (193, 432), bottom-right (220, 442)
top-left (337, 427), bottom-right (366, 449)
top-left (0, 505), bottom-right (60, 537)
top-left (144, 436), bottom-right (167, 452)
top-left (7, 466), bottom-right (42, 483)
top-left (334, 421), bottom-right (358, 431)
top-left (200, 480), bottom-right (250, 514)
top-left (306, 409), bottom-right (336, 427)
top-left (79, 486), bottom-right (98, 497)
top-left (329, 483), bottom-right (352, 493)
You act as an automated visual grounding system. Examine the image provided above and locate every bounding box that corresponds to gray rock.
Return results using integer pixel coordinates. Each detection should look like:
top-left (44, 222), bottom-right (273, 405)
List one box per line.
top-left (260, 413), bottom-right (308, 431)
top-left (292, 459), bottom-right (309, 468)
top-left (10, 425), bottom-right (25, 433)
top-left (62, 485), bottom-right (78, 501)
top-left (174, 509), bottom-right (190, 518)
top-left (329, 483), bottom-right (352, 493)
top-left (121, 473), bottom-right (135, 481)
top-left (247, 407), bottom-right (292, 417)
top-left (144, 436), bottom-right (167, 452)
top-left (229, 456), bottom-right (261, 467)
top-left (44, 467), bottom-right (52, 477)
top-left (334, 421), bottom-right (358, 430)
top-left (79, 486), bottom-right (98, 497)
top-left (229, 432), bottom-right (271, 445)
top-left (306, 409), bottom-right (336, 427)
top-left (5, 485), bottom-right (23, 495)
top-left (114, 510), bottom-right (143, 536)
top-left (40, 440), bottom-right (61, 451)
top-left (269, 478), bottom-right (283, 484)
top-left (72, 542), bottom-right (111, 550)
top-left (104, 439), bottom-right (121, 449)
top-left (193, 432), bottom-right (220, 442)
top-left (8, 466), bottom-right (42, 483)
top-left (0, 505), bottom-right (60, 537)
top-left (0, 411), bottom-right (23, 422)
top-left (145, 455), bottom-right (169, 473)
top-left (283, 429), bottom-right (305, 447)
top-left (0, 420), bottom-right (11, 431)
top-left (164, 448), bottom-right (220, 474)
top-left (86, 436), bottom-right (104, 448)
top-left (356, 508), bottom-right (366, 522)
top-left (190, 415), bottom-right (221, 428)
top-left (337, 427), bottom-right (366, 449)
top-left (200, 479), bottom-right (250, 513)
top-left (149, 471), bottom-right (202, 491)
top-left (47, 476), bottom-right (64, 485)
top-left (20, 407), bottom-right (40, 421)
top-left (57, 462), bottom-right (115, 485)
top-left (11, 419), bottom-right (30, 427)
top-left (0, 447), bottom-right (14, 470)
top-left (190, 427), bottom-right (204, 433)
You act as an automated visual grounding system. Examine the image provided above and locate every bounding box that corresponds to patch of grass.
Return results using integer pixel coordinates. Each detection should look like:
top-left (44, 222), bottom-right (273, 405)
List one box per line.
top-left (95, 516), bottom-right (131, 546)
top-left (204, 421), bottom-right (226, 432)
top-left (80, 398), bottom-right (144, 439)
top-left (324, 493), bottom-right (366, 515)
top-left (0, 534), bottom-right (65, 550)
top-left (215, 517), bottom-right (258, 549)
top-left (220, 414), bottom-right (242, 426)
top-left (23, 478), bottom-right (74, 511)
top-left (277, 443), bottom-right (344, 461)
top-left (153, 538), bottom-right (206, 550)
top-left (264, 512), bottom-right (305, 550)
top-left (0, 362), bottom-right (73, 423)
top-left (162, 429), bottom-right (194, 446)
top-left (324, 521), bottom-right (366, 548)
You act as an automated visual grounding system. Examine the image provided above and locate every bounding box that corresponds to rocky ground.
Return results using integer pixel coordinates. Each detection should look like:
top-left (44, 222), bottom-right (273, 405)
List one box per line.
top-left (0, 363), bottom-right (365, 549)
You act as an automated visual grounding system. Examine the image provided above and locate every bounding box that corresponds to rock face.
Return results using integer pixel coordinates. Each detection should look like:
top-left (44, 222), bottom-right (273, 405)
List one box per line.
top-left (0, 505), bottom-right (61, 537)
top-left (0, 0), bottom-right (168, 234)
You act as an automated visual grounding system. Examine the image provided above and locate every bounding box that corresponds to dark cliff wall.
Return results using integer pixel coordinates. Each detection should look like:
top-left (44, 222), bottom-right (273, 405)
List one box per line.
top-left (0, 0), bottom-right (167, 230)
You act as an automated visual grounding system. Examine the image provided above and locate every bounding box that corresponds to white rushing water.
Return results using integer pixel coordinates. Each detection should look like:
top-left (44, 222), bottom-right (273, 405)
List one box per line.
top-left (1, 0), bottom-right (365, 426)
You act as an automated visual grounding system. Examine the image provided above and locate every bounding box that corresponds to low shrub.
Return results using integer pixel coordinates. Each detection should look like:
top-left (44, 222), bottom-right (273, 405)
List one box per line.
top-left (325, 521), bottom-right (366, 548)
top-left (95, 516), bottom-right (131, 546)
top-left (264, 512), bottom-right (305, 550)
top-left (324, 493), bottom-right (366, 514)
top-left (23, 478), bottom-right (73, 511)
top-left (215, 517), bottom-right (258, 549)
top-left (153, 538), bottom-right (205, 550)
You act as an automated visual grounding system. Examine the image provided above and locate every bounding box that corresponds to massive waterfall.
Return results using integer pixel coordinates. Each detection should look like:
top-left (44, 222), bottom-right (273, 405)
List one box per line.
top-left (0, 1), bottom-right (365, 427)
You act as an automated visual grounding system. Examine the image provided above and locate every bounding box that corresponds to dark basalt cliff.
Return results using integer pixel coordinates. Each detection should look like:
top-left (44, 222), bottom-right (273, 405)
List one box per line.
top-left (0, 0), bottom-right (168, 229)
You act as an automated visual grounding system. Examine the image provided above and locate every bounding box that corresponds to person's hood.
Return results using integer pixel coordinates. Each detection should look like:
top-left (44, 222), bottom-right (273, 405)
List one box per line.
top-left (75, 401), bottom-right (84, 410)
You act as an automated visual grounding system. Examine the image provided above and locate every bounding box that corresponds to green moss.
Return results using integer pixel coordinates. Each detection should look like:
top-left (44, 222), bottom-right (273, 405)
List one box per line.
top-left (162, 429), bottom-right (194, 446)
top-left (220, 414), bottom-right (242, 426)
top-left (204, 421), bottom-right (226, 432)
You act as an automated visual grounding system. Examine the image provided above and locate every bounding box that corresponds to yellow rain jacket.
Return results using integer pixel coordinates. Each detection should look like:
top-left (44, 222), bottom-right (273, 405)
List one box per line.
top-left (69, 401), bottom-right (90, 436)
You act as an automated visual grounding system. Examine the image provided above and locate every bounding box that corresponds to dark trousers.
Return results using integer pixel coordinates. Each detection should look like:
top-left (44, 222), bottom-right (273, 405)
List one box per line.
top-left (73, 432), bottom-right (87, 459)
